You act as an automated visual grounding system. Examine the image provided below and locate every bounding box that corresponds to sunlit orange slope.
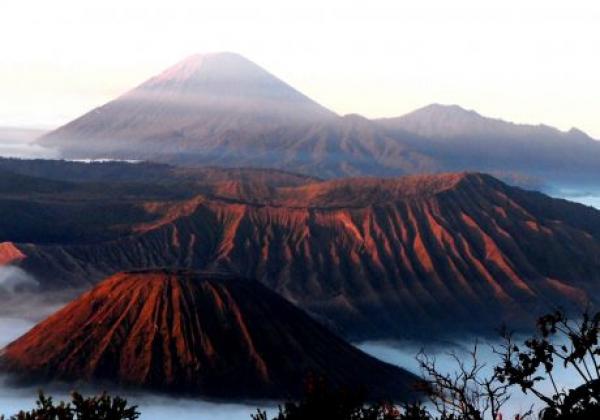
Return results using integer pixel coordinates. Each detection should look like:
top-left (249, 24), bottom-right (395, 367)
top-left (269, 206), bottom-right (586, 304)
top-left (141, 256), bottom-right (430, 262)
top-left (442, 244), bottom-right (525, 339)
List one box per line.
top-left (0, 269), bottom-right (416, 399)
top-left (13, 172), bottom-right (600, 338)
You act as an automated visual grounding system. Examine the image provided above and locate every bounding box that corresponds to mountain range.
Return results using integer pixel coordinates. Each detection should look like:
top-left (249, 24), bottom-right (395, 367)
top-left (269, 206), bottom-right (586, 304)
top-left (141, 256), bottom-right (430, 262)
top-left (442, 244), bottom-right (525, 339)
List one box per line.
top-left (1, 159), bottom-right (599, 339)
top-left (38, 52), bottom-right (600, 191)
top-left (4, 52), bottom-right (600, 402)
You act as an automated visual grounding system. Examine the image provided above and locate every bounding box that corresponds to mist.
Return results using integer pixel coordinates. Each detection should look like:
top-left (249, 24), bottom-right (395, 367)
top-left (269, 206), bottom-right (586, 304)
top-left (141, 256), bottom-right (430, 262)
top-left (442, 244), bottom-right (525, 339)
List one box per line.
top-left (0, 377), bottom-right (271, 420)
top-left (569, 195), bottom-right (600, 209)
top-left (0, 266), bottom-right (39, 294)
top-left (357, 338), bottom-right (587, 418)
top-left (556, 188), bottom-right (600, 210)
top-left (0, 142), bottom-right (58, 159)
top-left (0, 127), bottom-right (58, 159)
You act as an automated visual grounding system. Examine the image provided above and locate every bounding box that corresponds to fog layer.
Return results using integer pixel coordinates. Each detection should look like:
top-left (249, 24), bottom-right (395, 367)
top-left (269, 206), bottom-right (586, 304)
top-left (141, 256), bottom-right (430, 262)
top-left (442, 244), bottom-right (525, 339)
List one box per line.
top-left (0, 128), bottom-right (57, 159)
top-left (357, 338), bottom-right (585, 418)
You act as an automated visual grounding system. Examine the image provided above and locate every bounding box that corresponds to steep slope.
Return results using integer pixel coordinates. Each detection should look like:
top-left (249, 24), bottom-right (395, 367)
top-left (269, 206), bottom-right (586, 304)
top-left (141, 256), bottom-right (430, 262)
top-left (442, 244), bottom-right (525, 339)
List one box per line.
top-left (39, 52), bottom-right (336, 158)
top-left (9, 173), bottom-right (600, 338)
top-left (379, 104), bottom-right (600, 187)
top-left (0, 269), bottom-right (416, 399)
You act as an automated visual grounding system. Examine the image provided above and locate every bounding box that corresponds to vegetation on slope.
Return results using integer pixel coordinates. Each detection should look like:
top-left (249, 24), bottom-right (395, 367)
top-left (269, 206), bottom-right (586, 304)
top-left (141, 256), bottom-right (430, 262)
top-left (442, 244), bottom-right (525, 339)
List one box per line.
top-left (0, 392), bottom-right (139, 420)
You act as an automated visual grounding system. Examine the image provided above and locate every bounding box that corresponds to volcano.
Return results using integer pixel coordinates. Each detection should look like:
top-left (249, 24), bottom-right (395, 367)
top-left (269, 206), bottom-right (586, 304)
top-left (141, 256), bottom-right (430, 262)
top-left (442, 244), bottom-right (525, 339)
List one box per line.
top-left (0, 269), bottom-right (416, 399)
top-left (39, 52), bottom-right (336, 159)
top-left (6, 169), bottom-right (600, 339)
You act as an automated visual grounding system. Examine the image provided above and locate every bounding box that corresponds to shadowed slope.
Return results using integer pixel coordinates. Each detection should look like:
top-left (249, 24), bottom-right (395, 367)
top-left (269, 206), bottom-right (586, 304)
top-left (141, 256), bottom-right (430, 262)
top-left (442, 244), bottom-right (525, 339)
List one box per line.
top-left (0, 160), bottom-right (317, 245)
top-left (0, 157), bottom-right (318, 186)
top-left (0, 269), bottom-right (416, 400)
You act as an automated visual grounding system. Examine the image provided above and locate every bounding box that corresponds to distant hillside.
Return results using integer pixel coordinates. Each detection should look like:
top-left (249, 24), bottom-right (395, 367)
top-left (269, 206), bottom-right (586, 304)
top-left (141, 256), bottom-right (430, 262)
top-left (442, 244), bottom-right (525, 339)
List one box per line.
top-left (0, 157), bottom-right (317, 186)
top-left (379, 104), bottom-right (600, 188)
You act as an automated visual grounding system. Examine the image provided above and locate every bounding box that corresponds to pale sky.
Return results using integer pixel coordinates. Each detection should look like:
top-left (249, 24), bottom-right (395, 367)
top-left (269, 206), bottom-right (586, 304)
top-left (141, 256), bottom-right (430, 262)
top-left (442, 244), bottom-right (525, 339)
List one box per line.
top-left (0, 0), bottom-right (599, 138)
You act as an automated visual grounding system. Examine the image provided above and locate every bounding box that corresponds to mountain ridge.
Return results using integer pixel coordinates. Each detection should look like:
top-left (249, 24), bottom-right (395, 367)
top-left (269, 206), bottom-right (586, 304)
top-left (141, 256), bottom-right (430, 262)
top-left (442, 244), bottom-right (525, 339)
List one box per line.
top-left (379, 103), bottom-right (597, 142)
top-left (3, 169), bottom-right (599, 339)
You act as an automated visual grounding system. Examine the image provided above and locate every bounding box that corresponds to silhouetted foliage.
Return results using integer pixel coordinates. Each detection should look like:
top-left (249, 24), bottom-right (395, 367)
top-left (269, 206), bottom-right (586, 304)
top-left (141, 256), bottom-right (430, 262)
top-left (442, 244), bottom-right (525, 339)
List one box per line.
top-left (416, 308), bottom-right (600, 419)
top-left (0, 391), bottom-right (139, 420)
top-left (250, 375), bottom-right (424, 420)
top-left (254, 309), bottom-right (600, 419)
top-left (249, 376), bottom-right (507, 420)
top-left (417, 343), bottom-right (520, 420)
top-left (496, 309), bottom-right (600, 420)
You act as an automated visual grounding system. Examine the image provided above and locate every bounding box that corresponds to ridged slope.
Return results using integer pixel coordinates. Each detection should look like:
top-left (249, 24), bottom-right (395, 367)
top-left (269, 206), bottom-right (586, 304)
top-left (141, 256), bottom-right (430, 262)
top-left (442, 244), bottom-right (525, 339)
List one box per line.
top-left (0, 270), bottom-right (415, 399)
top-left (13, 173), bottom-right (600, 338)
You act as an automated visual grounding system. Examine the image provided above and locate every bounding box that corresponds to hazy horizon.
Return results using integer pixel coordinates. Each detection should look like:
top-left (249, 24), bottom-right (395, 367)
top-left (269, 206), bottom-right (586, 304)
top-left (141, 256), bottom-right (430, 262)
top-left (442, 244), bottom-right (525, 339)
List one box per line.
top-left (3, 98), bottom-right (600, 142)
top-left (1, 0), bottom-right (599, 137)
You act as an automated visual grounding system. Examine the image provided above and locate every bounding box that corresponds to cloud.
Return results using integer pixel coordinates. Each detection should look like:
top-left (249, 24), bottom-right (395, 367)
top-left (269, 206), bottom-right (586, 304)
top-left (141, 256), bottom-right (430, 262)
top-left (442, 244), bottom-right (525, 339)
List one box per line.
top-left (0, 266), bottom-right (39, 294)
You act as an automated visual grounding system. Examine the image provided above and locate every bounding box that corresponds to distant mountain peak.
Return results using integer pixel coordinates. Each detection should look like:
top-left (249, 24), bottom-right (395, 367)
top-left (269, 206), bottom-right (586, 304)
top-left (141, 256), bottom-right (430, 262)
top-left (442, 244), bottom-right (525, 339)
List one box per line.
top-left (419, 103), bottom-right (479, 115)
top-left (377, 103), bottom-right (493, 139)
top-left (39, 52), bottom-right (336, 156)
top-left (566, 127), bottom-right (592, 140)
top-left (128, 51), bottom-right (332, 110)
top-left (145, 53), bottom-right (215, 84)
top-left (406, 103), bottom-right (485, 122)
top-left (141, 52), bottom-right (274, 89)
top-left (382, 103), bottom-right (596, 142)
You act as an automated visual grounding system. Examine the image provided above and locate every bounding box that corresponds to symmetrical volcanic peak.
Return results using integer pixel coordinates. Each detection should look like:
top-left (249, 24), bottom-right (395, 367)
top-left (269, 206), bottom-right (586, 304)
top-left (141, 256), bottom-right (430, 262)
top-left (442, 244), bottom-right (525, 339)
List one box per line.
top-left (39, 52), bottom-right (336, 158)
top-left (140, 53), bottom-right (306, 97)
top-left (130, 52), bottom-right (336, 119)
top-left (0, 269), bottom-right (416, 399)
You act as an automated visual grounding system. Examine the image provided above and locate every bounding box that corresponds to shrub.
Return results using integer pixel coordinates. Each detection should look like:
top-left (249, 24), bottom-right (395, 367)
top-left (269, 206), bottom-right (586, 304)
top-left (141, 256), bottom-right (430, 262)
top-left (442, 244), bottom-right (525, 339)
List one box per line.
top-left (1, 391), bottom-right (139, 420)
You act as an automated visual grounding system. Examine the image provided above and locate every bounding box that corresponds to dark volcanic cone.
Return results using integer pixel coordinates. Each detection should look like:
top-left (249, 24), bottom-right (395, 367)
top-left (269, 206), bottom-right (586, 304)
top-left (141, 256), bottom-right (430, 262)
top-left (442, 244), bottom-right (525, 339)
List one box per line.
top-left (0, 269), bottom-right (416, 400)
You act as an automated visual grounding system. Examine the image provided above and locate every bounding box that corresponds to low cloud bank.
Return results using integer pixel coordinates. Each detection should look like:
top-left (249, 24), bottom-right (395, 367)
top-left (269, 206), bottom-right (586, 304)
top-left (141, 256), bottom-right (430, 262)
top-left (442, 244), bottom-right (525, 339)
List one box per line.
top-left (0, 266), bottom-right (38, 294)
